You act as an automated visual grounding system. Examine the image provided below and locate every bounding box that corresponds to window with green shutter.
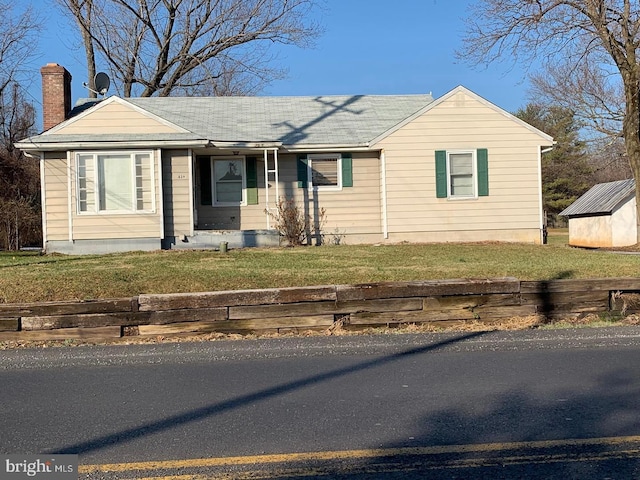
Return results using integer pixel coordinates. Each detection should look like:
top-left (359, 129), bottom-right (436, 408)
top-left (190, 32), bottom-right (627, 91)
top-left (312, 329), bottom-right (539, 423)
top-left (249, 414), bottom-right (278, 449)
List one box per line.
top-left (435, 149), bottom-right (489, 199)
top-left (302, 153), bottom-right (353, 191)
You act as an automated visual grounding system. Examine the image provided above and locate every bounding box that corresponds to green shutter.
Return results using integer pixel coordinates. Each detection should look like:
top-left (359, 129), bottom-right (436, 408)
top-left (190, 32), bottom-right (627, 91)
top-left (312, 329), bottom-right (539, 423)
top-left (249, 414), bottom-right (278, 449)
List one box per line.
top-left (197, 156), bottom-right (212, 205)
top-left (341, 153), bottom-right (353, 187)
top-left (297, 154), bottom-right (308, 188)
top-left (477, 148), bottom-right (489, 197)
top-left (246, 157), bottom-right (258, 205)
top-left (435, 150), bottom-right (447, 198)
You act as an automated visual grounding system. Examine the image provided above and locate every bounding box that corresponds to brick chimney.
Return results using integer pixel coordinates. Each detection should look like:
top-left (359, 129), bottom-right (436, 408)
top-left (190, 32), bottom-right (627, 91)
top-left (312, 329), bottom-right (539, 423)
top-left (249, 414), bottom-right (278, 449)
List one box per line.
top-left (41, 63), bottom-right (72, 131)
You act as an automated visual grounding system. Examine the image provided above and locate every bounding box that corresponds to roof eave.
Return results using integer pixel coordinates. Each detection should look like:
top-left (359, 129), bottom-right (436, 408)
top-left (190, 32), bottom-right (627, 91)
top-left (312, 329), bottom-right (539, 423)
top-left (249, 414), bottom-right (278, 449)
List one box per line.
top-left (282, 143), bottom-right (372, 153)
top-left (210, 141), bottom-right (283, 149)
top-left (369, 86), bottom-right (555, 147)
top-left (14, 139), bottom-right (210, 153)
top-left (559, 211), bottom-right (611, 218)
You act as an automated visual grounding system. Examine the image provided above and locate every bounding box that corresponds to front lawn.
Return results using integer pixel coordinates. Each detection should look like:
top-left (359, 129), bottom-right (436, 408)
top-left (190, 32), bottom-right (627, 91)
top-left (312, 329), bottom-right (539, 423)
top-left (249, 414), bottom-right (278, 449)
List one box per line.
top-left (1, 236), bottom-right (639, 304)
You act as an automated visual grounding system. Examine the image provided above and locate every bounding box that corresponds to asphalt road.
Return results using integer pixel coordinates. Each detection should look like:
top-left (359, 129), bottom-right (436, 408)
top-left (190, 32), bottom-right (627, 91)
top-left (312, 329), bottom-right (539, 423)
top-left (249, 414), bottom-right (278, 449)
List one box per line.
top-left (3, 327), bottom-right (640, 479)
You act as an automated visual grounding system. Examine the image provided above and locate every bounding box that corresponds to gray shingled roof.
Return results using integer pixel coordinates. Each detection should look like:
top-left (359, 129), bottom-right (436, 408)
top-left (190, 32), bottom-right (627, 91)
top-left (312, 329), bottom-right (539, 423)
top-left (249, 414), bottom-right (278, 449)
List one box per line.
top-left (21, 94), bottom-right (434, 147)
top-left (559, 179), bottom-right (636, 217)
top-left (124, 94), bottom-right (434, 145)
top-left (17, 94), bottom-right (436, 148)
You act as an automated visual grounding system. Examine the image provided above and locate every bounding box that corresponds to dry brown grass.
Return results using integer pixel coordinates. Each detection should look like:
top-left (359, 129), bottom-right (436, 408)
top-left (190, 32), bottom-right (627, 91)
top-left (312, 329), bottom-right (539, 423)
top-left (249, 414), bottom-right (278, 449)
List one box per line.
top-left (3, 313), bottom-right (637, 350)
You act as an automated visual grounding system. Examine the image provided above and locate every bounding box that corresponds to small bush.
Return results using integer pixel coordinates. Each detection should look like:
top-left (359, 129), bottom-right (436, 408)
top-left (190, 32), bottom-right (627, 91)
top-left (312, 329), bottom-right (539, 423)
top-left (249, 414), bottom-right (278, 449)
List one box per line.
top-left (266, 197), bottom-right (326, 246)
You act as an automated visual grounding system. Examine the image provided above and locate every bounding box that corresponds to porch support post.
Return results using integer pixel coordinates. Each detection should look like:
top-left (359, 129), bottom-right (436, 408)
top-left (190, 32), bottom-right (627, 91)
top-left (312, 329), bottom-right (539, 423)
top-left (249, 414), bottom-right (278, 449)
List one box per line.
top-left (273, 147), bottom-right (279, 210)
top-left (263, 148), bottom-right (280, 230)
top-left (264, 149), bottom-right (270, 229)
top-left (188, 148), bottom-right (195, 235)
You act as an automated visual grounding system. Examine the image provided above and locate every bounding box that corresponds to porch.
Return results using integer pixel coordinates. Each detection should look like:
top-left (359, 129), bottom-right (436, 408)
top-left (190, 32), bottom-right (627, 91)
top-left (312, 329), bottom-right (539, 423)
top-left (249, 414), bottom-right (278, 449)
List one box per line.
top-left (164, 229), bottom-right (281, 250)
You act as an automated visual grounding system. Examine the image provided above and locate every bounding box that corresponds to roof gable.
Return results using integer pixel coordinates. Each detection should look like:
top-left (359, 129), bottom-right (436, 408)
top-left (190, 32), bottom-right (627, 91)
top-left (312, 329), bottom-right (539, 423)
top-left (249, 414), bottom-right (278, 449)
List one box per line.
top-left (46, 96), bottom-right (189, 135)
top-left (370, 86), bottom-right (554, 146)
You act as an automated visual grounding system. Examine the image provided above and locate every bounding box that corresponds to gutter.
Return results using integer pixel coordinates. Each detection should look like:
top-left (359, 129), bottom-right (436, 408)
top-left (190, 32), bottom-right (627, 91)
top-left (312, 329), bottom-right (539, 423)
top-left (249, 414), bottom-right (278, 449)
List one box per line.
top-left (283, 144), bottom-right (372, 153)
top-left (14, 139), bottom-right (211, 153)
top-left (210, 141), bottom-right (282, 149)
top-left (15, 139), bottom-right (378, 154)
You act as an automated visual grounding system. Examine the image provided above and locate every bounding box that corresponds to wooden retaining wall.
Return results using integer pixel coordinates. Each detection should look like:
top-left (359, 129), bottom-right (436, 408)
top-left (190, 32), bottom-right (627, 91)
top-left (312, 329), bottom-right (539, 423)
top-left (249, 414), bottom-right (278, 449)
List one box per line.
top-left (1, 277), bottom-right (639, 342)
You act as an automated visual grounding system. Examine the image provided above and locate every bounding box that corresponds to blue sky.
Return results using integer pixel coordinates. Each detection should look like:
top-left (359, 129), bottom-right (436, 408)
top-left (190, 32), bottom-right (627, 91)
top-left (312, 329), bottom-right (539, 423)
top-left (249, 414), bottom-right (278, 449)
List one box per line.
top-left (27, 0), bottom-right (531, 122)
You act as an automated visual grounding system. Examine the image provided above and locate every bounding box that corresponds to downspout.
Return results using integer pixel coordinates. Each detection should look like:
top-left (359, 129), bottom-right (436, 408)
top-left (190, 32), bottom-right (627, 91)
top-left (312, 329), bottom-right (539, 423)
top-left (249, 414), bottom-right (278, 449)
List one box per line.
top-left (274, 147), bottom-right (280, 230)
top-left (39, 154), bottom-right (47, 249)
top-left (157, 149), bottom-right (164, 241)
top-left (67, 151), bottom-right (73, 243)
top-left (381, 149), bottom-right (389, 239)
top-left (188, 149), bottom-right (195, 235)
top-left (538, 146), bottom-right (553, 243)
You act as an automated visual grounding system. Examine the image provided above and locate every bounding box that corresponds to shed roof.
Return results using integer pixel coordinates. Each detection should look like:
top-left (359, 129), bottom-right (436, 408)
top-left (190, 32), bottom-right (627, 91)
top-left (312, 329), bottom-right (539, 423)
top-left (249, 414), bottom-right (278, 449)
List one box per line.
top-left (559, 179), bottom-right (636, 217)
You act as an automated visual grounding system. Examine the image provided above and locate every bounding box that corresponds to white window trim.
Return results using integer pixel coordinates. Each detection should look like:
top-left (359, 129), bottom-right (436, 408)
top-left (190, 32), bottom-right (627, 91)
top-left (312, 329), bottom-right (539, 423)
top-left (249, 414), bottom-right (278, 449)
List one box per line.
top-left (307, 153), bottom-right (342, 192)
top-left (446, 150), bottom-right (478, 200)
top-left (75, 150), bottom-right (156, 215)
top-left (211, 156), bottom-right (247, 207)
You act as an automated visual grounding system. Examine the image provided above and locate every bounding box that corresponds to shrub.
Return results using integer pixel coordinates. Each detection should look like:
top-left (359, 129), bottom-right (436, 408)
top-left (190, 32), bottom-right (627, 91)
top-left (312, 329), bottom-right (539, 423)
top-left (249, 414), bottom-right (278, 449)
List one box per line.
top-left (267, 197), bottom-right (326, 246)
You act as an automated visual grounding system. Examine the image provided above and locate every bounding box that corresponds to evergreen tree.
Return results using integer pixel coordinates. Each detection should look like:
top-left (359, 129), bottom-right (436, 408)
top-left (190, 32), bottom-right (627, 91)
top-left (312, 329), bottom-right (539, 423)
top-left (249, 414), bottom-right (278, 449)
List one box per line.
top-left (515, 104), bottom-right (592, 225)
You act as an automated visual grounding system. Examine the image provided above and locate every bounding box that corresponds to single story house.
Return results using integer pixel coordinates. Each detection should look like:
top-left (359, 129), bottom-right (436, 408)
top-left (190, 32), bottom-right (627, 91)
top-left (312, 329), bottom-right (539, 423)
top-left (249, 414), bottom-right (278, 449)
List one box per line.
top-left (560, 178), bottom-right (637, 248)
top-left (16, 63), bottom-right (554, 255)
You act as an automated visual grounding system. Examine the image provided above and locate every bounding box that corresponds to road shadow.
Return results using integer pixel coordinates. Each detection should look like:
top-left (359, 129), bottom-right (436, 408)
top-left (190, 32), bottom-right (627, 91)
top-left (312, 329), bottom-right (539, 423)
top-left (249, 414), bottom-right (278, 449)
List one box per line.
top-left (362, 360), bottom-right (640, 478)
top-left (51, 331), bottom-right (486, 455)
top-left (58, 331), bottom-right (640, 480)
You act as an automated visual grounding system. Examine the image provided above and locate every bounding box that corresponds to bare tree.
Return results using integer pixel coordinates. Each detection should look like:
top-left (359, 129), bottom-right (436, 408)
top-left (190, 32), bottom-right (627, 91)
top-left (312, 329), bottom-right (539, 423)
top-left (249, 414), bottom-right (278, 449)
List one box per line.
top-left (0, 2), bottom-right (41, 250)
top-left (460, 0), bottom-right (640, 243)
top-left (0, 2), bottom-right (39, 96)
top-left (0, 84), bottom-right (39, 250)
top-left (529, 54), bottom-right (625, 139)
top-left (57, 0), bottom-right (98, 98)
top-left (57, 0), bottom-right (322, 97)
top-left (587, 137), bottom-right (632, 183)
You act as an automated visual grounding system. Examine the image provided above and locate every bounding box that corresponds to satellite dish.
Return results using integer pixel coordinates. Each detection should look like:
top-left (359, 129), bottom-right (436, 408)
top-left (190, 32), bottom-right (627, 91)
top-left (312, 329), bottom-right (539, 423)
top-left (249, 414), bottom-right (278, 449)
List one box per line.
top-left (94, 72), bottom-right (110, 95)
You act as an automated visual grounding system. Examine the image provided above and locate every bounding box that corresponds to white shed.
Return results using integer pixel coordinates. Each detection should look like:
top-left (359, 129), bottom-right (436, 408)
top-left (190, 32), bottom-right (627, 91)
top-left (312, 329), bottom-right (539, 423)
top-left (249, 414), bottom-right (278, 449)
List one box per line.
top-left (560, 179), bottom-right (637, 248)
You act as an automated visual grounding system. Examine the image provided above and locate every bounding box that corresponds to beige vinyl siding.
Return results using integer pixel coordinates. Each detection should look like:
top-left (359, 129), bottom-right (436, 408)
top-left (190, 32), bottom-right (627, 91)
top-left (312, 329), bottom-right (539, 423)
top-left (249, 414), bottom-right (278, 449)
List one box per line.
top-left (377, 89), bottom-right (546, 241)
top-left (162, 150), bottom-right (193, 237)
top-left (42, 153), bottom-right (69, 241)
top-left (72, 216), bottom-right (160, 239)
top-left (70, 150), bottom-right (162, 240)
top-left (276, 153), bottom-right (382, 235)
top-left (52, 102), bottom-right (180, 135)
top-left (196, 153), bottom-right (382, 235)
